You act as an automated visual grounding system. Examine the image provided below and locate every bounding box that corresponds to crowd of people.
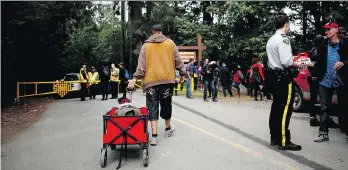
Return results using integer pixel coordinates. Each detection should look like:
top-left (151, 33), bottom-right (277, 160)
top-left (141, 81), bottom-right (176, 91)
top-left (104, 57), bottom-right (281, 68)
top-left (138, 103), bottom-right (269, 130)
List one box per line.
top-left (78, 15), bottom-right (347, 149)
top-left (174, 57), bottom-right (272, 102)
top-left (78, 61), bottom-right (130, 102)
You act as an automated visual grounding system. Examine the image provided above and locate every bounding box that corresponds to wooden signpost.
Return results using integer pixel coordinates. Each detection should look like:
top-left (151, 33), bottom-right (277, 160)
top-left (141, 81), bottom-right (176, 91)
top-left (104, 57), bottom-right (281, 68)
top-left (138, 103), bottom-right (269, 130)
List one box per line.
top-left (178, 34), bottom-right (207, 64)
top-left (177, 34), bottom-right (206, 93)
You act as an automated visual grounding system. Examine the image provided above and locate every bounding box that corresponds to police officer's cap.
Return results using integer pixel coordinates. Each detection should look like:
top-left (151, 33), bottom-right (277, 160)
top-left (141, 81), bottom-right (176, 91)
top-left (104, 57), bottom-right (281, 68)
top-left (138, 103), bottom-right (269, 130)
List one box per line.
top-left (151, 24), bottom-right (163, 32)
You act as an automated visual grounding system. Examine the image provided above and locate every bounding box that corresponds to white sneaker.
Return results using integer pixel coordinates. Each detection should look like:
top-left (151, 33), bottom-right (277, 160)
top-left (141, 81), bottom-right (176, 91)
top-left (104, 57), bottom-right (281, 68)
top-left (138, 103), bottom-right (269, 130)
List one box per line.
top-left (164, 124), bottom-right (176, 137)
top-left (150, 136), bottom-right (158, 146)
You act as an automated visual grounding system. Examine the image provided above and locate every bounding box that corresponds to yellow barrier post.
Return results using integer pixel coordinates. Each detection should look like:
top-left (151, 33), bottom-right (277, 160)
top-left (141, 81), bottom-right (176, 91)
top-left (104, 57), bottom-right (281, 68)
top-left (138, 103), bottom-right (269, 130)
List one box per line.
top-left (191, 78), bottom-right (194, 94)
top-left (16, 79), bottom-right (146, 100)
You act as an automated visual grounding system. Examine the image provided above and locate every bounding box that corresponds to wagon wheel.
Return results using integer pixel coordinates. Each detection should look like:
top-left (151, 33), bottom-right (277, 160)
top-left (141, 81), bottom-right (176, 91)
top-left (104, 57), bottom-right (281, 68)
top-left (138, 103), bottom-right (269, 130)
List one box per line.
top-left (142, 149), bottom-right (149, 167)
top-left (110, 144), bottom-right (116, 150)
top-left (100, 148), bottom-right (107, 168)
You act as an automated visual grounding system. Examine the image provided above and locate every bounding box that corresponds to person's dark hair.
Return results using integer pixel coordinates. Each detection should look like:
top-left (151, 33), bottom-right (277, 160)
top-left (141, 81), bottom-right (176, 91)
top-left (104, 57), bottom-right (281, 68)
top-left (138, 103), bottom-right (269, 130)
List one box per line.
top-left (252, 58), bottom-right (259, 64)
top-left (189, 58), bottom-right (194, 62)
top-left (151, 24), bottom-right (163, 32)
top-left (275, 13), bottom-right (289, 29)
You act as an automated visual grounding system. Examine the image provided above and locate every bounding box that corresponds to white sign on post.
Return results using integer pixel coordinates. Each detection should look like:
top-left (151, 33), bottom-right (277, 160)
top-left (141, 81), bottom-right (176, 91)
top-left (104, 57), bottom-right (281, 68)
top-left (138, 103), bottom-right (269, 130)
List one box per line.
top-left (179, 51), bottom-right (196, 63)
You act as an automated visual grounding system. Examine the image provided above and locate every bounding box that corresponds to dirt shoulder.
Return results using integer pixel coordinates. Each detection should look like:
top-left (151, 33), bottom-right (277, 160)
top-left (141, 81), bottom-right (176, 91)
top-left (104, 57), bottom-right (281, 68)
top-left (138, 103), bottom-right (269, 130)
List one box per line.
top-left (1, 97), bottom-right (53, 145)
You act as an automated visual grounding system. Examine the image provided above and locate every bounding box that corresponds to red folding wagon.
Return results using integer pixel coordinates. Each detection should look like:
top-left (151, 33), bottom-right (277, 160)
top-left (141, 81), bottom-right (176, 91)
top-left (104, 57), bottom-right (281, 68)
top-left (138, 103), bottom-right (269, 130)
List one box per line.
top-left (100, 91), bottom-right (149, 169)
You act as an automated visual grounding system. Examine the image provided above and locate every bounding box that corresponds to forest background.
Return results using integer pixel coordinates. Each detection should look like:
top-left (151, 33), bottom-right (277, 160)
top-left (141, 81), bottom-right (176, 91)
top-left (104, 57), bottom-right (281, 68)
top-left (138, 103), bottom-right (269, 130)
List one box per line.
top-left (2, 1), bottom-right (348, 102)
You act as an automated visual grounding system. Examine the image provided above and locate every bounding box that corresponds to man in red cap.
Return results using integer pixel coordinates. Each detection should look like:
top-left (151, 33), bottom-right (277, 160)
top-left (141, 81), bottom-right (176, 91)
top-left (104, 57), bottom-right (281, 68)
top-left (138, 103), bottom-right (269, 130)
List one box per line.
top-left (313, 22), bottom-right (348, 142)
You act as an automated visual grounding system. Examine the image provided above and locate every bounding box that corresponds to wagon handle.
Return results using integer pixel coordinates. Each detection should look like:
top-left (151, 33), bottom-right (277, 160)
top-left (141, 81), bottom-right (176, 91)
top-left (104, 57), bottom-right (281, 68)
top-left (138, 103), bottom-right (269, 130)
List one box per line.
top-left (126, 87), bottom-right (136, 93)
top-left (126, 87), bottom-right (136, 101)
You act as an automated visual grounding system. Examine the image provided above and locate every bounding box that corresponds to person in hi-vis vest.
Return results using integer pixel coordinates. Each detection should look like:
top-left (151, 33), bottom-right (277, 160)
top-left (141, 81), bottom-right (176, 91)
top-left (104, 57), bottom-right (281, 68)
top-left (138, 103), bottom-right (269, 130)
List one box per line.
top-left (79, 63), bottom-right (89, 101)
top-left (110, 63), bottom-right (120, 99)
top-left (88, 66), bottom-right (99, 100)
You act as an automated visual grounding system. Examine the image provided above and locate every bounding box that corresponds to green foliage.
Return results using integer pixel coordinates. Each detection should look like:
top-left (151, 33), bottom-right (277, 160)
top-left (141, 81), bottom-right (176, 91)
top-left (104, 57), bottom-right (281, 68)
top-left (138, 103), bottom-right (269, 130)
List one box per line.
top-left (3, 1), bottom-right (348, 79)
top-left (63, 5), bottom-right (123, 70)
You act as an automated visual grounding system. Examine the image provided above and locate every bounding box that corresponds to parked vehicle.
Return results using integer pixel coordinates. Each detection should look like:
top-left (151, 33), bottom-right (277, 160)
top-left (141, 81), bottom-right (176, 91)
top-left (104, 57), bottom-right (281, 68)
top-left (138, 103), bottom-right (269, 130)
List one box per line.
top-left (292, 53), bottom-right (337, 111)
top-left (63, 73), bottom-right (81, 91)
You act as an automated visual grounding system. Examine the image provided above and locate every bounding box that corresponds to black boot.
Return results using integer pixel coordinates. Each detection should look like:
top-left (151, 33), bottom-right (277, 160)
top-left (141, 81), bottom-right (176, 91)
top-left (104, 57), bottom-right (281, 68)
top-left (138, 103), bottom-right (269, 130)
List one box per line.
top-left (278, 142), bottom-right (302, 151)
top-left (270, 137), bottom-right (276, 146)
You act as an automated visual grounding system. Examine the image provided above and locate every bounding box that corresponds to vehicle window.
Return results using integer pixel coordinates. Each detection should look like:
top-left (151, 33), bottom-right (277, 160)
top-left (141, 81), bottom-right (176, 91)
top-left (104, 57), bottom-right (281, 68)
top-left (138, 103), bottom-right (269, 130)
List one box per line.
top-left (64, 75), bottom-right (79, 81)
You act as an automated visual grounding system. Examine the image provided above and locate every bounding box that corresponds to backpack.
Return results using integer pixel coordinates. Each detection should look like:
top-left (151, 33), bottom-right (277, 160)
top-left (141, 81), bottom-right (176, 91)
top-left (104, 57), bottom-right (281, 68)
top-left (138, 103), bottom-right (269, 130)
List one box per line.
top-left (125, 69), bottom-right (130, 79)
top-left (114, 103), bottom-right (140, 117)
top-left (213, 67), bottom-right (220, 77)
top-left (251, 66), bottom-right (262, 83)
top-left (103, 67), bottom-right (110, 76)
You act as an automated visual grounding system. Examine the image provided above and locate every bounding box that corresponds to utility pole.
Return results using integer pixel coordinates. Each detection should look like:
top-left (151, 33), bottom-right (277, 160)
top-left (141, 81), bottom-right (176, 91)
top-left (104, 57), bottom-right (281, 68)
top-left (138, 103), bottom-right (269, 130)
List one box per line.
top-left (120, 1), bottom-right (125, 62)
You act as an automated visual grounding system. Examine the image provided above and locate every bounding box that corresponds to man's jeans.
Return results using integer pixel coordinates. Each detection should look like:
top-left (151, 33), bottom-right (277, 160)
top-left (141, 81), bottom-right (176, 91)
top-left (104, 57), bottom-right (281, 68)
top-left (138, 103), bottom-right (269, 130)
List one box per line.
top-left (203, 80), bottom-right (210, 99)
top-left (186, 77), bottom-right (192, 97)
top-left (210, 79), bottom-right (217, 99)
top-left (318, 85), bottom-right (348, 134)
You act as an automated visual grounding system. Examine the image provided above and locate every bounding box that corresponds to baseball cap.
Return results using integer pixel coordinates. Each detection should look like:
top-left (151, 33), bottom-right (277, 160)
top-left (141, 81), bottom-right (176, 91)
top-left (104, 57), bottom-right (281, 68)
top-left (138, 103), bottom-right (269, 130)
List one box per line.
top-left (118, 62), bottom-right (124, 66)
top-left (151, 24), bottom-right (163, 32)
top-left (322, 22), bottom-right (339, 29)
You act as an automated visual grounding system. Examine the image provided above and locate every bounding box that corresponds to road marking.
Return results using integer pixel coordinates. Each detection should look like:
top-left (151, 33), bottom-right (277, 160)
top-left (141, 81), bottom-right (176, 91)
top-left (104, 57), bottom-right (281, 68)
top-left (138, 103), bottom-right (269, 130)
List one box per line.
top-left (171, 117), bottom-right (297, 170)
top-left (131, 96), bottom-right (296, 170)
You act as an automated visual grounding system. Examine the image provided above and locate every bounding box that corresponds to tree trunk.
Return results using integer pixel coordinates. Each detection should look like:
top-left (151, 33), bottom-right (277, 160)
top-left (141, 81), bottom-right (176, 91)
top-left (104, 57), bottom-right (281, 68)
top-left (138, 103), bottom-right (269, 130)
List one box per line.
top-left (321, 1), bottom-right (331, 23)
top-left (146, 1), bottom-right (153, 20)
top-left (128, 2), bottom-right (133, 75)
top-left (302, 1), bottom-right (308, 43)
top-left (128, 1), bottom-right (143, 75)
top-left (120, 1), bottom-right (125, 62)
top-left (308, 1), bottom-right (321, 34)
top-left (202, 1), bottom-right (212, 25)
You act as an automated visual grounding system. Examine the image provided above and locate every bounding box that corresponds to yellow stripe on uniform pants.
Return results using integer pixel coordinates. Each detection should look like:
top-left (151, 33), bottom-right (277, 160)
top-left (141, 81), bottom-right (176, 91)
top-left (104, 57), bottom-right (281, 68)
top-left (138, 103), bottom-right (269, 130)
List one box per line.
top-left (281, 82), bottom-right (292, 146)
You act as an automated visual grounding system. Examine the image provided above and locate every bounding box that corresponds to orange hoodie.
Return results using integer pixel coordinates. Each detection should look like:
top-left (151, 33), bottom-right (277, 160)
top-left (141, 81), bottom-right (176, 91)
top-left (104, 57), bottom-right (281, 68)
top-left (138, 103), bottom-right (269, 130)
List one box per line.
top-left (133, 34), bottom-right (186, 89)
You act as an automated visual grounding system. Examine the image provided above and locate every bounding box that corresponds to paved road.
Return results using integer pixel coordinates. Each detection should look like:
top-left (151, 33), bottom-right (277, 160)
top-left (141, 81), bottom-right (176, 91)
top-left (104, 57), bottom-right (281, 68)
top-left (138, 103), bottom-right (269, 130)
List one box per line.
top-left (2, 93), bottom-right (347, 170)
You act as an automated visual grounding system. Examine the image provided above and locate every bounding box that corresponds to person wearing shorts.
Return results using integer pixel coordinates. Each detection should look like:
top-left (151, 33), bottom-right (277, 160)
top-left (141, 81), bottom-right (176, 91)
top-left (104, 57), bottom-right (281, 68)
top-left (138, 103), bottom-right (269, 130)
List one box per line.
top-left (128, 24), bottom-right (186, 146)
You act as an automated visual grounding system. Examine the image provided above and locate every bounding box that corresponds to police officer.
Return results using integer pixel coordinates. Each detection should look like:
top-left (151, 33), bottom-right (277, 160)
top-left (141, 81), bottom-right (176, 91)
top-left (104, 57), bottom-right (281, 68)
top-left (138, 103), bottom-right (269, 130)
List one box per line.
top-left (110, 63), bottom-right (119, 99)
top-left (88, 66), bottom-right (99, 100)
top-left (79, 63), bottom-right (89, 101)
top-left (99, 61), bottom-right (111, 100)
top-left (266, 13), bottom-right (305, 151)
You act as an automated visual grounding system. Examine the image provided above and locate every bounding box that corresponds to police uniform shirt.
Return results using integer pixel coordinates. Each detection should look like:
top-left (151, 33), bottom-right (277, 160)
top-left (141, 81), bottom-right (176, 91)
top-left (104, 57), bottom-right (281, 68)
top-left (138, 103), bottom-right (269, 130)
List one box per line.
top-left (266, 30), bottom-right (294, 70)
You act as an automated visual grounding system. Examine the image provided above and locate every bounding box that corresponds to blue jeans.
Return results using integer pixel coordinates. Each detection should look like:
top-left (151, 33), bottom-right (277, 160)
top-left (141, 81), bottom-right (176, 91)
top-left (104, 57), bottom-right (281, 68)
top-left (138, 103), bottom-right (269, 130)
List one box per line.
top-left (204, 80), bottom-right (216, 99)
top-left (186, 78), bottom-right (192, 97)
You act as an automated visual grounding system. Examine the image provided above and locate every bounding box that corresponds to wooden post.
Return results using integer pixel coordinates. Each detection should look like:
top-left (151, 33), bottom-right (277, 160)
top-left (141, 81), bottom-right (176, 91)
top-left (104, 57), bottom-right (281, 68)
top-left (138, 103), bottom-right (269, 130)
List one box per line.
top-left (177, 34), bottom-right (206, 64)
top-left (16, 82), bottom-right (20, 100)
top-left (197, 34), bottom-right (202, 64)
top-left (35, 83), bottom-right (38, 95)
